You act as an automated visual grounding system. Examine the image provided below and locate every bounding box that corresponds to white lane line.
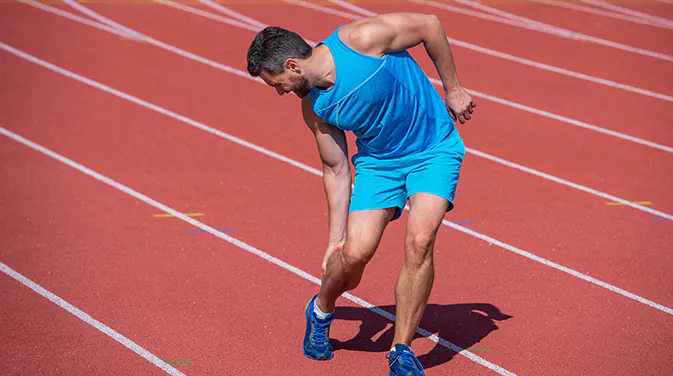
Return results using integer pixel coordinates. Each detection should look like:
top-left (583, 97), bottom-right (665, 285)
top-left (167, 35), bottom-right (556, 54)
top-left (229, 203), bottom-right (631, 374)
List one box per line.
top-left (437, 219), bottom-right (673, 316)
top-left (62, 0), bottom-right (143, 39)
top-left (196, 0), bottom-right (267, 29)
top-left (449, 37), bottom-right (673, 102)
top-left (581, 0), bottom-right (673, 27)
top-left (451, 0), bottom-right (673, 59)
top-left (328, 0), bottom-right (377, 16)
top-left (285, 0), bottom-right (372, 19)
top-left (17, 0), bottom-right (264, 85)
top-left (530, 0), bottom-right (673, 30)
top-left (2, 42), bottom-right (672, 318)
top-left (151, 0), bottom-right (262, 33)
top-left (0, 126), bottom-right (516, 376)
top-left (15, 0), bottom-right (131, 37)
top-left (468, 148), bottom-right (673, 220)
top-left (0, 262), bottom-right (185, 376)
top-left (411, 0), bottom-right (673, 62)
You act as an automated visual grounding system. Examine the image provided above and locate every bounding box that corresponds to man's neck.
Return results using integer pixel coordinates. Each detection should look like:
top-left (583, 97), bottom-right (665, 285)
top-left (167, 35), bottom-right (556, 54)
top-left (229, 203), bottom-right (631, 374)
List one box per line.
top-left (307, 45), bottom-right (336, 91)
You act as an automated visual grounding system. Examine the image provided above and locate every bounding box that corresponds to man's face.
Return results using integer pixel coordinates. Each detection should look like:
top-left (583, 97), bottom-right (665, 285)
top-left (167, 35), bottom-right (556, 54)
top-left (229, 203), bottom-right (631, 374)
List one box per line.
top-left (260, 68), bottom-right (311, 98)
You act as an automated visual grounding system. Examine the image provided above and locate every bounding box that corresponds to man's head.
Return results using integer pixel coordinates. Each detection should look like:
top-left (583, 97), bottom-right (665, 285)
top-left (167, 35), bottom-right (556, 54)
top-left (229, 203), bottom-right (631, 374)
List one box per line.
top-left (247, 26), bottom-right (313, 98)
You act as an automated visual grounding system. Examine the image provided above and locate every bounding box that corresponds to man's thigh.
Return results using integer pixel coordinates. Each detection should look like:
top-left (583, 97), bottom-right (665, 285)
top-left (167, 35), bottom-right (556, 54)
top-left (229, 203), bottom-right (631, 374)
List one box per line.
top-left (405, 131), bottom-right (465, 213)
top-left (350, 157), bottom-right (408, 221)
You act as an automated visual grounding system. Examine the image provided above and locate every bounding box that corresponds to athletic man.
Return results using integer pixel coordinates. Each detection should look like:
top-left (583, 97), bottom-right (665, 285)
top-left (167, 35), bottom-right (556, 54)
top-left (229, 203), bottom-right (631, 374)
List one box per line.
top-left (246, 12), bottom-right (475, 375)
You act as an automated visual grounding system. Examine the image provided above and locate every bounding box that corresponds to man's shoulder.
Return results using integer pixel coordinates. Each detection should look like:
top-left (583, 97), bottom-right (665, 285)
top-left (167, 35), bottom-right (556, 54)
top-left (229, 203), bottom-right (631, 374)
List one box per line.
top-left (337, 18), bottom-right (392, 58)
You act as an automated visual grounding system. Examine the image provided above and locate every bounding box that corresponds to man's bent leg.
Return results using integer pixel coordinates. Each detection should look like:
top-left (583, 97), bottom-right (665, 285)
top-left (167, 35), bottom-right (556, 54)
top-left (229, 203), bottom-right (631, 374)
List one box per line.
top-left (316, 207), bottom-right (396, 314)
top-left (393, 193), bottom-right (448, 347)
top-left (303, 207), bottom-right (396, 361)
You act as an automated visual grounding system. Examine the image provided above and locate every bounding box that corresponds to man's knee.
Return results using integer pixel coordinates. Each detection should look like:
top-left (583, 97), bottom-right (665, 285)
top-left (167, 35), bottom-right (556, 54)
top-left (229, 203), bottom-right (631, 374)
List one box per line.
top-left (404, 232), bottom-right (435, 267)
top-left (340, 208), bottom-right (394, 269)
top-left (340, 238), bottom-right (377, 269)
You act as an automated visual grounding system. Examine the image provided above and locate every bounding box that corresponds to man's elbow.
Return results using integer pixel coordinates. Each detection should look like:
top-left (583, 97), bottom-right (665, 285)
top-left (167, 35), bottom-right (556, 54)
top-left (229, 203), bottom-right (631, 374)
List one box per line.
top-left (324, 160), bottom-right (351, 179)
top-left (421, 13), bottom-right (442, 35)
top-left (426, 13), bottom-right (440, 24)
top-left (402, 13), bottom-right (442, 44)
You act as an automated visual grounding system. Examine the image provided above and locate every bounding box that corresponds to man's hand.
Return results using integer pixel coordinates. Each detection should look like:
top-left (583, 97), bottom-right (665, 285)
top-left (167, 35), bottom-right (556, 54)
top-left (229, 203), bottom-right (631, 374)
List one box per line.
top-left (322, 238), bottom-right (345, 273)
top-left (446, 86), bottom-right (476, 124)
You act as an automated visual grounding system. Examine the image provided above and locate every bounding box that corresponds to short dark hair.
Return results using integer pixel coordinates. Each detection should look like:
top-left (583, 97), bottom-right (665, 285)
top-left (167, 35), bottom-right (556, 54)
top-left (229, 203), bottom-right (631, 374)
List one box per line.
top-left (246, 26), bottom-right (312, 77)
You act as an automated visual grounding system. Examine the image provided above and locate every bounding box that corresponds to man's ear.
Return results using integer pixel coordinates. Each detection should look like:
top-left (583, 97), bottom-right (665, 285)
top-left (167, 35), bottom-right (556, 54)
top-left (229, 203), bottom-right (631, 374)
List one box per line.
top-left (284, 58), bottom-right (302, 74)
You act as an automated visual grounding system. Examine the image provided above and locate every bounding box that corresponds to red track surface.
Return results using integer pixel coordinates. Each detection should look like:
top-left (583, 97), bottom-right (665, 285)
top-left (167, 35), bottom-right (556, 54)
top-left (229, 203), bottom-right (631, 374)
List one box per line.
top-left (1, 1), bottom-right (672, 375)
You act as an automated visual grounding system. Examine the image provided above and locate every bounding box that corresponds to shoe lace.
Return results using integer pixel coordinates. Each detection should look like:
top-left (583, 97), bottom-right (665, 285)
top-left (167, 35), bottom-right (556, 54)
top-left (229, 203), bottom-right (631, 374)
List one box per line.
top-left (312, 319), bottom-right (331, 345)
top-left (387, 350), bottom-right (423, 371)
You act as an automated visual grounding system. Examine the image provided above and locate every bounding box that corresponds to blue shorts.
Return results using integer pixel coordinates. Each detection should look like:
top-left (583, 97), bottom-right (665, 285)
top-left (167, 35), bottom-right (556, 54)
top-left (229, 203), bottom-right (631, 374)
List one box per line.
top-left (349, 128), bottom-right (465, 221)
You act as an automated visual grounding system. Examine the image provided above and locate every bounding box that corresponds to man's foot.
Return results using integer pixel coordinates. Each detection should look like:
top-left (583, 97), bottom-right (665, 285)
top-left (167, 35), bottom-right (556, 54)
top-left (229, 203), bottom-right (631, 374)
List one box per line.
top-left (386, 344), bottom-right (426, 376)
top-left (302, 294), bottom-right (335, 360)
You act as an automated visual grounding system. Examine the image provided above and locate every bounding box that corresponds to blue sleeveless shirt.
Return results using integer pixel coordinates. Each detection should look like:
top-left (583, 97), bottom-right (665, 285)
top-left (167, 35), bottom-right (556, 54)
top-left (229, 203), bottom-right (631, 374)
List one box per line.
top-left (308, 26), bottom-right (456, 160)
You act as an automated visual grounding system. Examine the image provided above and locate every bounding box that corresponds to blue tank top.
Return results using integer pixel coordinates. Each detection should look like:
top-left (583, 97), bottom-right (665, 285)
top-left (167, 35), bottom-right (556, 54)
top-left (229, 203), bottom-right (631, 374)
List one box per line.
top-left (309, 26), bottom-right (455, 160)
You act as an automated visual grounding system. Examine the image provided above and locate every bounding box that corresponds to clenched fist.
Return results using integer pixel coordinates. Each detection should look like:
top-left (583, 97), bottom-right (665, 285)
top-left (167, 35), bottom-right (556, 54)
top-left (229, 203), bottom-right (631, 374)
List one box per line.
top-left (445, 86), bottom-right (476, 124)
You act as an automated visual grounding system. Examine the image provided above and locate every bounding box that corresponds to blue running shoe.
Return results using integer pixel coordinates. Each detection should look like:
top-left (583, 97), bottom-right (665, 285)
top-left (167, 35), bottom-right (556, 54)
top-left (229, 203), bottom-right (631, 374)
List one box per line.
top-left (302, 294), bottom-right (334, 360)
top-left (386, 344), bottom-right (426, 376)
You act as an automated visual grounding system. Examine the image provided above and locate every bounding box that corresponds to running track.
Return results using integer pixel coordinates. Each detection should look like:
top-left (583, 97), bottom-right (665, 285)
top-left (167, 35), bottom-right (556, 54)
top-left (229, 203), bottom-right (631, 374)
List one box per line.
top-left (1, 0), bottom-right (672, 375)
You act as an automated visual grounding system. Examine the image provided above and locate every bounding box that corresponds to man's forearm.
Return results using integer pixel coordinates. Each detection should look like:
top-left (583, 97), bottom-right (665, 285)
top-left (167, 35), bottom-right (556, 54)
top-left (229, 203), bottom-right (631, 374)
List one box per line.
top-left (322, 166), bottom-right (351, 244)
top-left (421, 16), bottom-right (462, 92)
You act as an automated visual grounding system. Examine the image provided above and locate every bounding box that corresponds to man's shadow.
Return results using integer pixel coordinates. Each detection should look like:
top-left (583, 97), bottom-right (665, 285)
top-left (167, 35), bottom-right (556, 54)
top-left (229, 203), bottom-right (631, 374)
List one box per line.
top-left (331, 303), bottom-right (511, 370)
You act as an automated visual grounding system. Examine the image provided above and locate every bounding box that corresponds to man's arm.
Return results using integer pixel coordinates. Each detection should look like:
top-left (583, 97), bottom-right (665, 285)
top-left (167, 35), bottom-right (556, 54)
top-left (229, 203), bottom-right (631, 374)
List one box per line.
top-left (341, 12), bottom-right (476, 124)
top-left (301, 97), bottom-right (352, 271)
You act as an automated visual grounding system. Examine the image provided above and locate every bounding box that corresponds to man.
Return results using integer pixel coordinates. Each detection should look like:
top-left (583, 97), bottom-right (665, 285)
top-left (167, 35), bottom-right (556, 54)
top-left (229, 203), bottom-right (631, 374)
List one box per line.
top-left (246, 12), bottom-right (475, 376)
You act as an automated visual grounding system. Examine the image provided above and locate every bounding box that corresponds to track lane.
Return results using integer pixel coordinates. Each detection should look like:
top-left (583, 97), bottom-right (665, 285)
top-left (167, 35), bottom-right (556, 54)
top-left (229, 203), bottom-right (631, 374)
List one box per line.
top-left (3, 1), bottom-right (673, 307)
top-left (606, 2), bottom-right (673, 19)
top-left (0, 74), bottom-right (504, 376)
top-left (341, 1), bottom-right (673, 96)
top-left (0, 116), bottom-right (470, 376)
top-left (58, 2), bottom-right (673, 210)
top-left (253, 1), bottom-right (673, 140)
top-left (8, 1), bottom-right (672, 213)
top-left (0, 276), bottom-right (168, 376)
top-left (456, 0), bottom-right (673, 54)
top-left (2, 29), bottom-right (673, 376)
top-left (515, 1), bottom-right (673, 53)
